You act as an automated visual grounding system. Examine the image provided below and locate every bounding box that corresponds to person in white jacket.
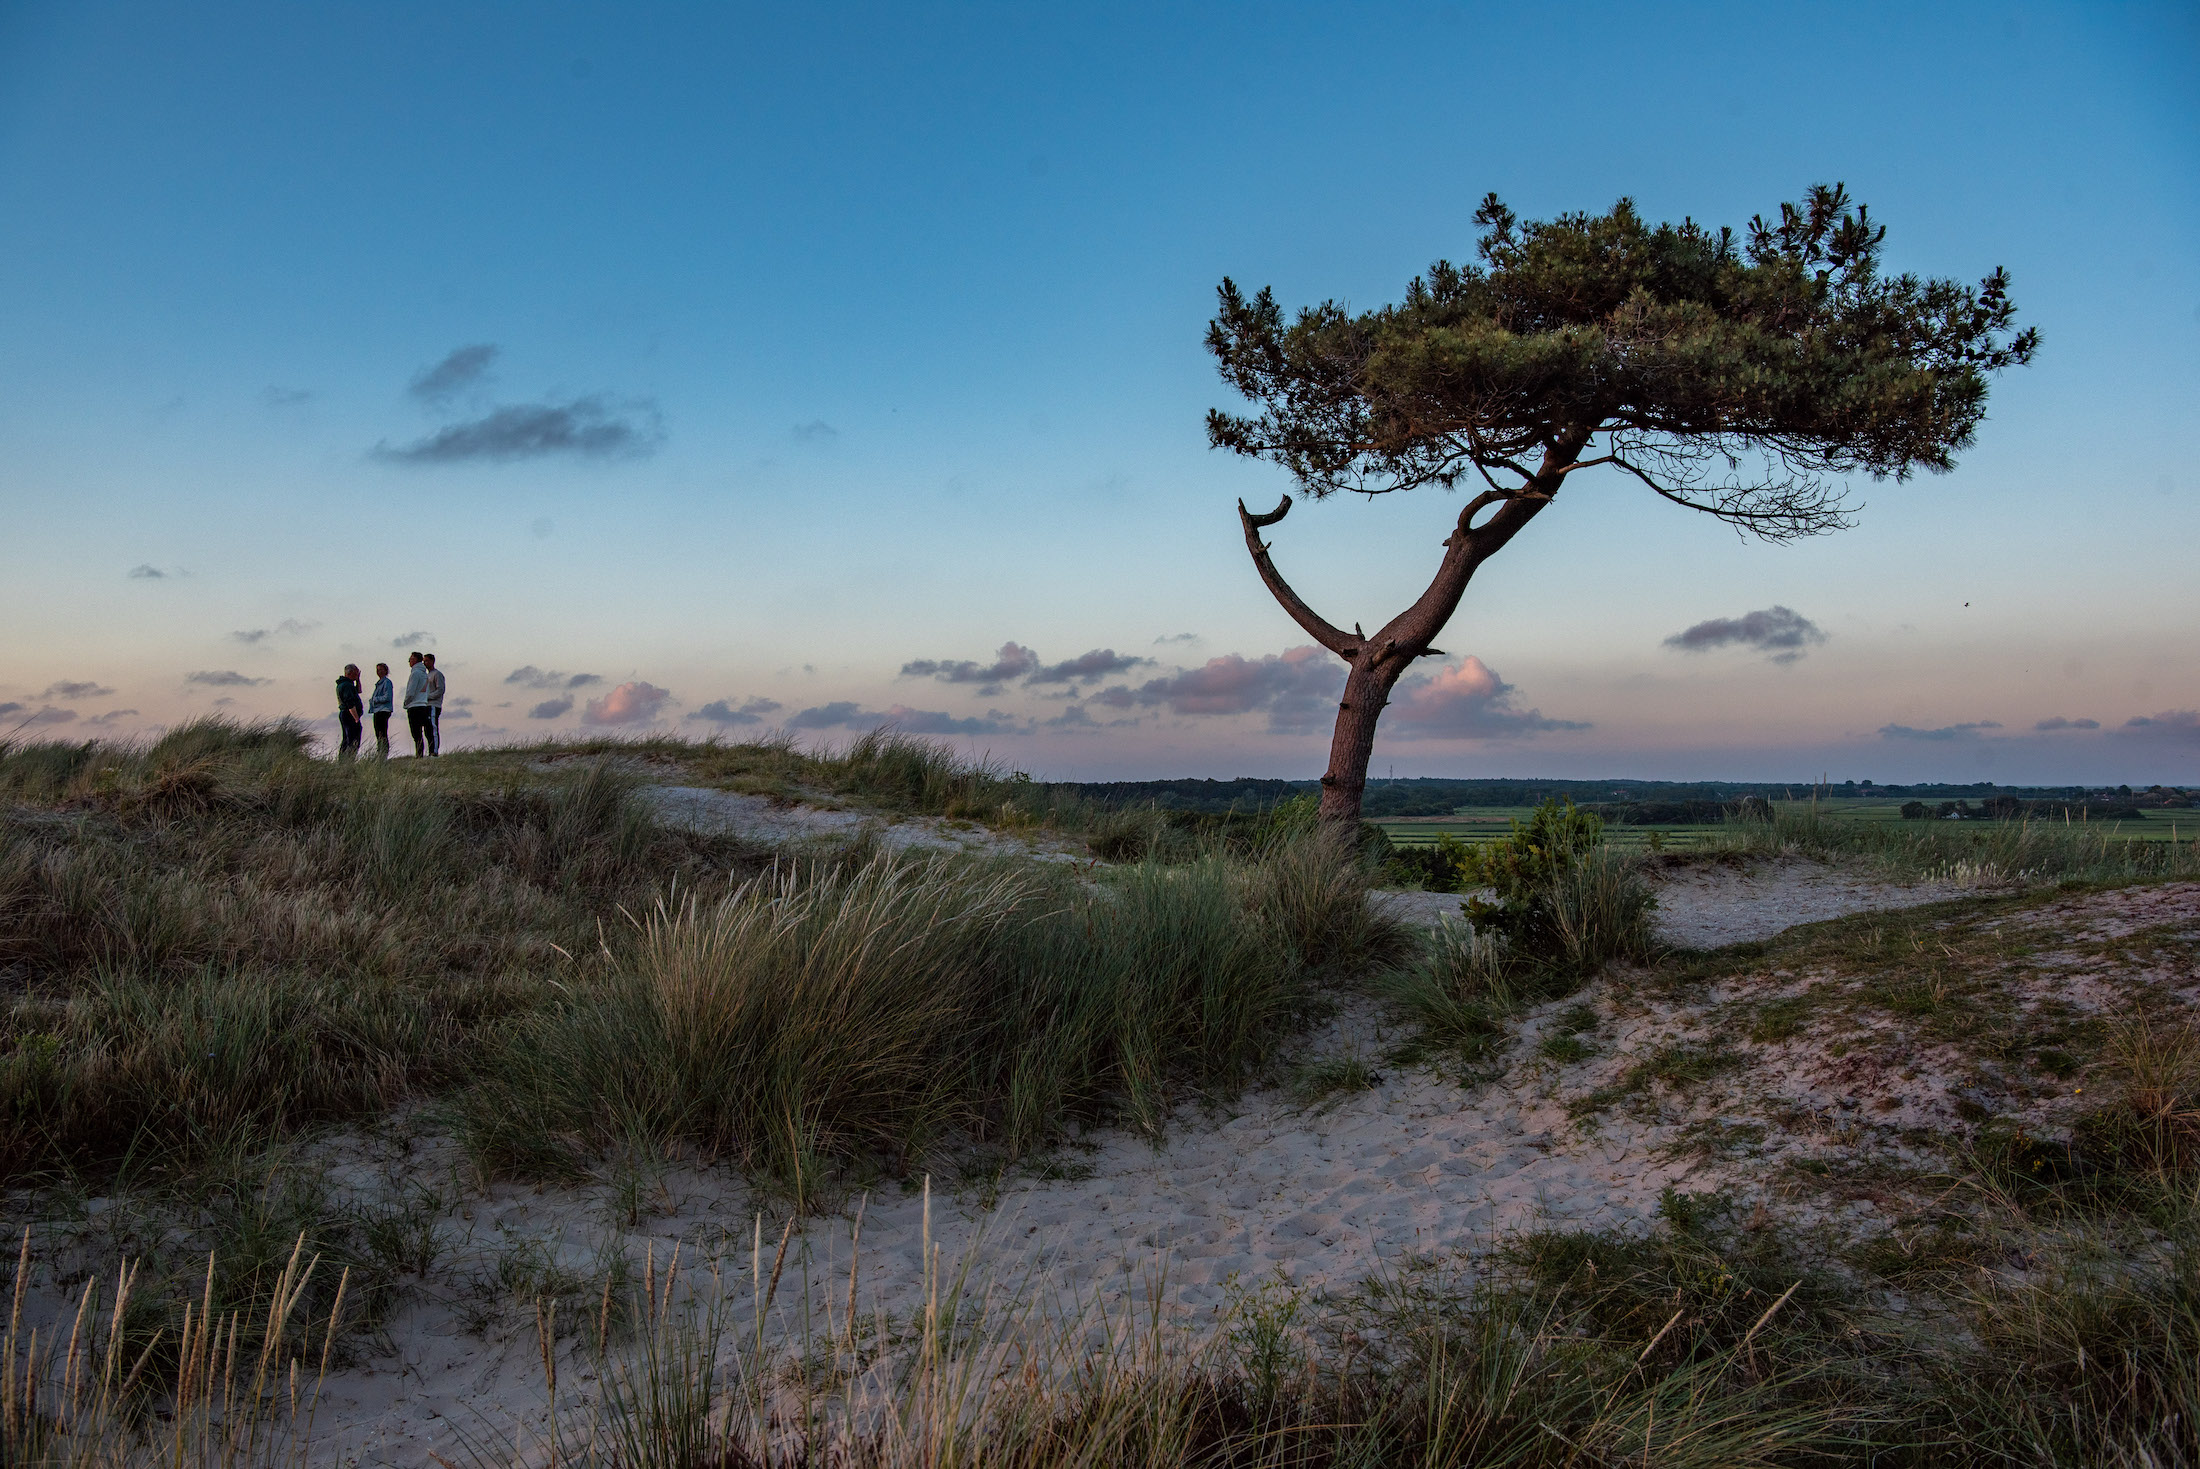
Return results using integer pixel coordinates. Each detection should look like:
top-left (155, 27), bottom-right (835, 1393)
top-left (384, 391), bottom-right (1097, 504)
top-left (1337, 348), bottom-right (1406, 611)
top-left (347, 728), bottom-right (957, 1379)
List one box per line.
top-left (401, 651), bottom-right (433, 757)
top-left (423, 653), bottom-right (447, 757)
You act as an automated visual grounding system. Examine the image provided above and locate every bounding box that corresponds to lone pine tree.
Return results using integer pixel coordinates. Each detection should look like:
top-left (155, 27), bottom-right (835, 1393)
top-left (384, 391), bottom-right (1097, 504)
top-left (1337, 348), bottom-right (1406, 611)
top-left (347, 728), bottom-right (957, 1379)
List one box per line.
top-left (1206, 184), bottom-right (2038, 823)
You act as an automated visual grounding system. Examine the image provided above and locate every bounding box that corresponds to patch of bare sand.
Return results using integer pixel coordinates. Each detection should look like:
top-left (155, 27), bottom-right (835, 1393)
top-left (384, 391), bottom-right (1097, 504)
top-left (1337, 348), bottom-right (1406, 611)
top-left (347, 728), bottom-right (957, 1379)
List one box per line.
top-left (1379, 855), bottom-right (1966, 948)
top-left (271, 993), bottom-right (1709, 1464)
top-left (637, 784), bottom-right (1088, 862)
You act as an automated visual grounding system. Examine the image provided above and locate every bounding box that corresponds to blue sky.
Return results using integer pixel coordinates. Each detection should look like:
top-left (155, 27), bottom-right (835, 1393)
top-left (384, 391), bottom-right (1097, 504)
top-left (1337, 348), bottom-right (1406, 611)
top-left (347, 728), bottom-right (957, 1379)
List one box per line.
top-left (2, 1), bottom-right (2194, 782)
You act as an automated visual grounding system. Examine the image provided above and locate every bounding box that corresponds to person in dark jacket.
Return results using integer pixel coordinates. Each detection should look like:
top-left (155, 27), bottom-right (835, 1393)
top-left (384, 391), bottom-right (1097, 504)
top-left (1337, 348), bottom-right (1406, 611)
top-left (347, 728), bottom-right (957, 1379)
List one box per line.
top-left (336, 664), bottom-right (364, 761)
top-left (367, 662), bottom-right (395, 758)
top-left (423, 653), bottom-right (445, 756)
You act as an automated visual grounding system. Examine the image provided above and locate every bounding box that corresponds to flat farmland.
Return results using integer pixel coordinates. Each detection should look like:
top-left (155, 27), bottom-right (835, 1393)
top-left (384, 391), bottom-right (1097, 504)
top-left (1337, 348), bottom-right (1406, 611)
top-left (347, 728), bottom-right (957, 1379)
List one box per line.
top-left (1809, 800), bottom-right (2199, 843)
top-left (1374, 808), bottom-right (1721, 849)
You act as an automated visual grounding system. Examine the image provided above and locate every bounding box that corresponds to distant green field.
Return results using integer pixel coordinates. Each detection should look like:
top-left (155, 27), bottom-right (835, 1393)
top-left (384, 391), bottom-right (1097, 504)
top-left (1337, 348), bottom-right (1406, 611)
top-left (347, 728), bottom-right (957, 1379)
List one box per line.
top-left (1374, 807), bottom-right (1719, 849)
top-left (1374, 801), bottom-right (2198, 849)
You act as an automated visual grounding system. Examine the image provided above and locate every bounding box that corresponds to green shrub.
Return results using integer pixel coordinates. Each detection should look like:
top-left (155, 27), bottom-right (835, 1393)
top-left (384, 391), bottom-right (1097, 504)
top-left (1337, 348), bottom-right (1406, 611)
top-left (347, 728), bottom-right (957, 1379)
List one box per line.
top-left (1450, 798), bottom-right (1657, 974)
top-left (1379, 832), bottom-right (1469, 891)
top-left (1457, 797), bottom-right (1607, 917)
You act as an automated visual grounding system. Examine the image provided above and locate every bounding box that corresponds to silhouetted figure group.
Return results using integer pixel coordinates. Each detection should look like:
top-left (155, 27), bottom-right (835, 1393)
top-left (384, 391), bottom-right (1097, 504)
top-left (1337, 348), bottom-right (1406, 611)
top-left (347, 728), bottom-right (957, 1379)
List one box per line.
top-left (336, 649), bottom-right (443, 760)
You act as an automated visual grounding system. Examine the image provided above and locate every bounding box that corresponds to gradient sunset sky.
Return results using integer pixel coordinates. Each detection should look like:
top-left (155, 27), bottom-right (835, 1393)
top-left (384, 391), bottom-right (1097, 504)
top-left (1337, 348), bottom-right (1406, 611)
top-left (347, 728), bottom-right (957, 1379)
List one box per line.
top-left (2, 2), bottom-right (2194, 783)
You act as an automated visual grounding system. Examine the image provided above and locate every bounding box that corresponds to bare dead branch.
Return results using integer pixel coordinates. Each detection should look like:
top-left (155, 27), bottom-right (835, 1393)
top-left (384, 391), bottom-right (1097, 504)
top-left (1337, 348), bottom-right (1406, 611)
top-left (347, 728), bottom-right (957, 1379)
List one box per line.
top-left (1236, 498), bottom-right (1359, 658)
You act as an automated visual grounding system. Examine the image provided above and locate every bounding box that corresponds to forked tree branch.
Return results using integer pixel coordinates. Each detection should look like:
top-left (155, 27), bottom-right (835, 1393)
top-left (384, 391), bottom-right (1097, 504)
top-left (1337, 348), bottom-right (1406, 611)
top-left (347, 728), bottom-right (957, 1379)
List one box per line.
top-left (1451, 489), bottom-right (1511, 543)
top-left (1236, 496), bottom-right (1359, 658)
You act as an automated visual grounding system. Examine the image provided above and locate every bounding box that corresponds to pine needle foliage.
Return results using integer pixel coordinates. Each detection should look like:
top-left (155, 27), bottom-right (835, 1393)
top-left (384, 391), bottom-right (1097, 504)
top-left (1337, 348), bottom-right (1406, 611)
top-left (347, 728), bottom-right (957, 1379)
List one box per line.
top-left (1207, 182), bottom-right (2038, 536)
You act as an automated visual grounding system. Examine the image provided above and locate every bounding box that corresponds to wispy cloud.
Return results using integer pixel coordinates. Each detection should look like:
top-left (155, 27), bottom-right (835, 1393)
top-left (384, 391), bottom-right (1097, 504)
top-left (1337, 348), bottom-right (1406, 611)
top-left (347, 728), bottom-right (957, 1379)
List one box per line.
top-left (127, 563), bottom-right (183, 580)
top-left (528, 696), bottom-right (574, 720)
top-left (1131, 647), bottom-right (1340, 734)
top-left (40, 680), bottom-right (114, 699)
top-left (583, 681), bottom-right (673, 726)
top-left (505, 666), bottom-right (602, 690)
top-left (791, 419), bottom-right (838, 444)
top-left (1385, 657), bottom-right (1588, 740)
top-left (902, 642), bottom-right (1148, 691)
top-left (409, 344), bottom-right (498, 405)
top-left (786, 702), bottom-right (1022, 736)
top-left (3, 705), bottom-right (77, 727)
top-left (1045, 704), bottom-right (1137, 730)
top-left (375, 397), bottom-right (662, 464)
top-left (390, 631), bottom-right (435, 650)
top-left (902, 642), bottom-right (1042, 687)
top-left (2122, 710), bottom-right (2200, 743)
top-left (1153, 632), bottom-right (1201, 646)
top-left (230, 619), bottom-right (320, 645)
top-left (2034, 716), bottom-right (2101, 732)
top-left (1879, 721), bottom-right (2002, 741)
top-left (187, 670), bottom-right (270, 687)
top-left (690, 697), bottom-right (783, 726)
top-left (262, 386), bottom-right (314, 409)
top-left (1029, 649), bottom-right (1148, 684)
top-left (1664, 606), bottom-right (1827, 664)
top-left (85, 709), bottom-right (138, 726)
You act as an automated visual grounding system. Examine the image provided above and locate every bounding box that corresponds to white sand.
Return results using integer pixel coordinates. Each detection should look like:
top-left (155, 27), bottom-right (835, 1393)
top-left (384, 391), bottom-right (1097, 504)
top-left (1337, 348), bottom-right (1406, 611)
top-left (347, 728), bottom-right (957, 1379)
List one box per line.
top-left (293, 994), bottom-right (1712, 1463)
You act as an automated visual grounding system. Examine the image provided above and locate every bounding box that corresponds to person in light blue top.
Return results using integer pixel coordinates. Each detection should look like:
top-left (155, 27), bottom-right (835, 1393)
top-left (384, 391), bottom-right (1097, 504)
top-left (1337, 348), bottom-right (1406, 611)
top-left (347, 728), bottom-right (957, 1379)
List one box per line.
top-left (367, 661), bottom-right (395, 759)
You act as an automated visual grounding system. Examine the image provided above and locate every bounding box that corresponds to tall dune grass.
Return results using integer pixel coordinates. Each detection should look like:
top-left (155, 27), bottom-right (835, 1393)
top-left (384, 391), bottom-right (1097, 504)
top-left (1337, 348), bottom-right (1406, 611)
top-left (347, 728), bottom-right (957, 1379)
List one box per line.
top-left (4, 721), bottom-right (1407, 1191)
top-left (0, 720), bottom-right (756, 1178)
top-left (461, 837), bottom-right (1408, 1199)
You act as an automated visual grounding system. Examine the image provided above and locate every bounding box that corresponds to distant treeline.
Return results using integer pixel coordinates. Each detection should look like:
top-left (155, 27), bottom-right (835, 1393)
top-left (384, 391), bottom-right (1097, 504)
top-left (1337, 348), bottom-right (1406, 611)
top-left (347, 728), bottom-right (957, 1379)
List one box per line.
top-left (1048, 776), bottom-right (2193, 818)
top-left (1900, 797), bottom-right (2180, 821)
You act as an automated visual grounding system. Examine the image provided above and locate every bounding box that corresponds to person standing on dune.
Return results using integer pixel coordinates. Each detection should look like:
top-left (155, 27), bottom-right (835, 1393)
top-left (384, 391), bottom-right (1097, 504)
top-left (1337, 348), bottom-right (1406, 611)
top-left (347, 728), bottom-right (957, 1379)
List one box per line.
top-left (335, 663), bottom-right (363, 762)
top-left (402, 650), bottom-right (433, 757)
top-left (368, 661), bottom-right (394, 758)
top-left (423, 652), bottom-right (446, 756)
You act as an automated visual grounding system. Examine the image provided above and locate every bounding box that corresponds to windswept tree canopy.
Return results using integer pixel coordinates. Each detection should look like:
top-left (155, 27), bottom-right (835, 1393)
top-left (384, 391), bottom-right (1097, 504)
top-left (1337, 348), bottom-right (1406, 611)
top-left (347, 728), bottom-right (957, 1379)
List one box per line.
top-left (1207, 184), bottom-right (2038, 540)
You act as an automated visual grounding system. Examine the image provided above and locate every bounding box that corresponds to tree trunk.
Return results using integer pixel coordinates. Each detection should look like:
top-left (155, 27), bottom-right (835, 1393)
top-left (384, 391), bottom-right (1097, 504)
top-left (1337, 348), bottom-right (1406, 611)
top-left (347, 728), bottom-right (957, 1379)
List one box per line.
top-left (1316, 652), bottom-right (1409, 822)
top-left (1237, 440), bottom-right (1583, 825)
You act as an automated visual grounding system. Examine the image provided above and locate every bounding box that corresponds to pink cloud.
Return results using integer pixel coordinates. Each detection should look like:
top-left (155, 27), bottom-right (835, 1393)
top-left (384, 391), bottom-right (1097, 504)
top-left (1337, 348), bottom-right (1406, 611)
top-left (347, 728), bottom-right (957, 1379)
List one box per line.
top-left (583, 681), bottom-right (672, 726)
top-left (1384, 656), bottom-right (1588, 740)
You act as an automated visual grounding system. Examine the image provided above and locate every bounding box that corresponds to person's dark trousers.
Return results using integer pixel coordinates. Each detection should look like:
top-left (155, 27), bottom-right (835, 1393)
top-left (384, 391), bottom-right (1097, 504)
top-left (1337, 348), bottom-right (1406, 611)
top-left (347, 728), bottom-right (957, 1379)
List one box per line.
top-left (338, 711), bottom-right (362, 761)
top-left (428, 708), bottom-right (442, 756)
top-left (407, 707), bottom-right (432, 757)
top-left (372, 711), bottom-right (391, 758)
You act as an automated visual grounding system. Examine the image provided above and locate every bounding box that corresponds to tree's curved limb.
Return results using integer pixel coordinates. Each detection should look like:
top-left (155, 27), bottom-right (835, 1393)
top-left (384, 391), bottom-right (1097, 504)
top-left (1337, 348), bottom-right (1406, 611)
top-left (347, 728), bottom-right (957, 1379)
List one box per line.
top-left (1236, 497), bottom-right (1359, 658)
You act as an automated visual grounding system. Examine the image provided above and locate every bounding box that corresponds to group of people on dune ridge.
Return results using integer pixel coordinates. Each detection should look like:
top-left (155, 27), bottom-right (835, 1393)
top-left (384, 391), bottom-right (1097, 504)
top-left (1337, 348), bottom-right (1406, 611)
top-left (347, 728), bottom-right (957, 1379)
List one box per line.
top-left (334, 650), bottom-right (445, 760)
